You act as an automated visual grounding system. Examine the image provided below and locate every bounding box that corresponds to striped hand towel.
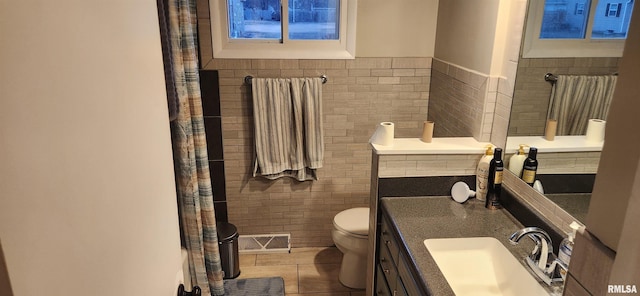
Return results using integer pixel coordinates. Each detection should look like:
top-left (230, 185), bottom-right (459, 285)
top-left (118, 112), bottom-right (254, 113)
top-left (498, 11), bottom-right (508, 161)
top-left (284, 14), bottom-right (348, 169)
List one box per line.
top-left (251, 77), bottom-right (324, 181)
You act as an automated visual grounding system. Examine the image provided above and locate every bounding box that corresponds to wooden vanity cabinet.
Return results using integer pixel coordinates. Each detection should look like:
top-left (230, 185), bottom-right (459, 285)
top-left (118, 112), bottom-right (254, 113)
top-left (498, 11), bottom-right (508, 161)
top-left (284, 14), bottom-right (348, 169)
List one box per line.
top-left (375, 213), bottom-right (422, 295)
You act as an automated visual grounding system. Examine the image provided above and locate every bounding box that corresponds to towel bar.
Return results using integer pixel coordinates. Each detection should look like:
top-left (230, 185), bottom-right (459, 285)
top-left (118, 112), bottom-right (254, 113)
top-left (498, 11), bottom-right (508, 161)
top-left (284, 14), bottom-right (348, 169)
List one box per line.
top-left (244, 75), bottom-right (327, 85)
top-left (544, 72), bottom-right (618, 84)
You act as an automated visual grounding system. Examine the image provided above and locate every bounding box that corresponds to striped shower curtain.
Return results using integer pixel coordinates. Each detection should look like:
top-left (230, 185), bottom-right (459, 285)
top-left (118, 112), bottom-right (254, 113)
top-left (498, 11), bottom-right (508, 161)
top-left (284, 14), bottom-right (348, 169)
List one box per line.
top-left (159, 0), bottom-right (225, 294)
top-left (548, 74), bottom-right (617, 135)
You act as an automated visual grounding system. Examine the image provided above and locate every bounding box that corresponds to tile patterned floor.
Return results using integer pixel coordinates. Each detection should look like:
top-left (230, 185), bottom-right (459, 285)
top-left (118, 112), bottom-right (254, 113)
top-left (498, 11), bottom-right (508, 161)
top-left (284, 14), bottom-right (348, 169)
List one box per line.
top-left (236, 247), bottom-right (365, 296)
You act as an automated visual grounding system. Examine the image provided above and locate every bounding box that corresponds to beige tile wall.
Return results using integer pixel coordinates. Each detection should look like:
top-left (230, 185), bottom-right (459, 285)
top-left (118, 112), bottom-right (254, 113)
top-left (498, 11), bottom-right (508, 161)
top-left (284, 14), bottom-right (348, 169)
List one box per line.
top-left (194, 0), bottom-right (436, 247)
top-left (509, 57), bottom-right (620, 136)
top-left (535, 152), bottom-right (601, 174)
top-left (504, 151), bottom-right (601, 174)
top-left (378, 154), bottom-right (483, 178)
top-left (490, 77), bottom-right (515, 148)
top-left (428, 59), bottom-right (498, 142)
top-left (204, 57), bottom-right (432, 247)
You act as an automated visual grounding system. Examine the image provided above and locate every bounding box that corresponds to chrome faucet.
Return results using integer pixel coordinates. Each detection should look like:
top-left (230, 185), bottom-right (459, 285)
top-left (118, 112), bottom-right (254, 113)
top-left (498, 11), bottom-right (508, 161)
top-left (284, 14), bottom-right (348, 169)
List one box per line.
top-left (509, 227), bottom-right (553, 270)
top-left (509, 227), bottom-right (566, 285)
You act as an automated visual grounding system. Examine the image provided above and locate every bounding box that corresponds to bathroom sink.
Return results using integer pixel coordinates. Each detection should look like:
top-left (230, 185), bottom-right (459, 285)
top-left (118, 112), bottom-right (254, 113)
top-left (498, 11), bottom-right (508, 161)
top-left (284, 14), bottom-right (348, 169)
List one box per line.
top-left (424, 237), bottom-right (548, 296)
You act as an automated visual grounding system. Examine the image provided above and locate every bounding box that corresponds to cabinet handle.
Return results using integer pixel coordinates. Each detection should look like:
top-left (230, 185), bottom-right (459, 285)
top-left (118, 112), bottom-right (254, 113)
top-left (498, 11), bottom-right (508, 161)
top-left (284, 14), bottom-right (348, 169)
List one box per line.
top-left (383, 268), bottom-right (390, 274)
top-left (385, 240), bottom-right (392, 246)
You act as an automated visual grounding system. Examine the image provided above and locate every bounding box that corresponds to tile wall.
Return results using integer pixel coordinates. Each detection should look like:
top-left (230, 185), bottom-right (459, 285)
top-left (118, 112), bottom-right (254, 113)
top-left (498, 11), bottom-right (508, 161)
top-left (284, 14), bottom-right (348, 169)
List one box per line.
top-left (509, 57), bottom-right (620, 136)
top-left (428, 59), bottom-right (500, 143)
top-left (197, 55), bottom-right (433, 246)
top-left (194, 0), bottom-right (508, 247)
top-left (195, 0), bottom-right (436, 247)
top-left (211, 58), bottom-right (432, 247)
top-left (200, 70), bottom-right (229, 222)
top-left (535, 151), bottom-right (601, 174)
top-left (429, 59), bottom-right (497, 142)
top-left (503, 151), bottom-right (601, 175)
top-left (377, 154), bottom-right (483, 178)
top-left (491, 77), bottom-right (516, 147)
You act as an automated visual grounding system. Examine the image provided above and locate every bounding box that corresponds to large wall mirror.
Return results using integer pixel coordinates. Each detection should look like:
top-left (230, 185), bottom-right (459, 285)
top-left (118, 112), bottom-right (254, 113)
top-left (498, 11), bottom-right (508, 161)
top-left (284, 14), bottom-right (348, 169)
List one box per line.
top-left (504, 0), bottom-right (634, 225)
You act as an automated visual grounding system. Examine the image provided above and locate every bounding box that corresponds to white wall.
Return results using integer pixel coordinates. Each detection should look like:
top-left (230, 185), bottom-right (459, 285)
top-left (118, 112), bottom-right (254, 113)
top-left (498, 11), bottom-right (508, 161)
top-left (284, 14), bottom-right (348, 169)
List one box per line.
top-left (0, 1), bottom-right (182, 296)
top-left (356, 0), bottom-right (438, 57)
top-left (434, 0), bottom-right (501, 73)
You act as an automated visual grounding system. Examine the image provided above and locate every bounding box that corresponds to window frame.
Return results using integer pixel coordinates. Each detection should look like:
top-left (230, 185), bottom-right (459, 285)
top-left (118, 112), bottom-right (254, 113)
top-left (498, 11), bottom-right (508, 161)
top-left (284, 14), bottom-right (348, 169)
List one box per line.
top-left (209, 0), bottom-right (357, 59)
top-left (522, 0), bottom-right (627, 58)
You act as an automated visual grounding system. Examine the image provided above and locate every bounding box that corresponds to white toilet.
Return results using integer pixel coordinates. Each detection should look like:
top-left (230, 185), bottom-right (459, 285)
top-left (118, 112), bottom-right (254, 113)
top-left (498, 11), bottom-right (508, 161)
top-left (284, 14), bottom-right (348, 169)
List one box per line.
top-left (331, 207), bottom-right (369, 289)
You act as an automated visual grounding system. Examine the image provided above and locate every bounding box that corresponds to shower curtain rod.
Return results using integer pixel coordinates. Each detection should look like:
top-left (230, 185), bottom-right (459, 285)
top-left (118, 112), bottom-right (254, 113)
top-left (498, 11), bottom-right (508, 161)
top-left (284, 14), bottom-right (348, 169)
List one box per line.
top-left (544, 72), bottom-right (618, 83)
top-left (244, 74), bottom-right (328, 85)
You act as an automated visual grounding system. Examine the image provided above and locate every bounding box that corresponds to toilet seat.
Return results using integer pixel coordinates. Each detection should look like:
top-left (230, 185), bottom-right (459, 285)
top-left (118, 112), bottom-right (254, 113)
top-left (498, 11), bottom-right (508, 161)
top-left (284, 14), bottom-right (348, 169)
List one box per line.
top-left (333, 207), bottom-right (369, 238)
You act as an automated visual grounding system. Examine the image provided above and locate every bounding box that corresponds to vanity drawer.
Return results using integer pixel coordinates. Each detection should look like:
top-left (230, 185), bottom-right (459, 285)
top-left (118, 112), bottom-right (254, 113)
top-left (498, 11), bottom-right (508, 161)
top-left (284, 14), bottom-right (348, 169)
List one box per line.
top-left (396, 280), bottom-right (409, 296)
top-left (375, 265), bottom-right (392, 296)
top-left (380, 216), bottom-right (400, 264)
top-left (398, 252), bottom-right (421, 296)
top-left (378, 237), bottom-right (399, 292)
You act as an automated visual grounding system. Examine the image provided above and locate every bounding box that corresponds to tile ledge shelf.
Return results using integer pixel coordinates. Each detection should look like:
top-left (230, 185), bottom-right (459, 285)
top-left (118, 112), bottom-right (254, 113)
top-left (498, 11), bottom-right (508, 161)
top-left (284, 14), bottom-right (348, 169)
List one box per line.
top-left (506, 136), bottom-right (603, 153)
top-left (370, 137), bottom-right (492, 155)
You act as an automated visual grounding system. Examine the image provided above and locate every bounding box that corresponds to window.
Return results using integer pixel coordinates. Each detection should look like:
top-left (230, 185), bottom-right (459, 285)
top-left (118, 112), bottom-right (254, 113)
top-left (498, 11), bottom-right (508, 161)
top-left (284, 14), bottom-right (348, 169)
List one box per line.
top-left (593, 1), bottom-right (632, 38)
top-left (522, 0), bottom-right (635, 58)
top-left (540, 1), bottom-right (590, 38)
top-left (210, 0), bottom-right (357, 59)
top-left (605, 3), bottom-right (621, 17)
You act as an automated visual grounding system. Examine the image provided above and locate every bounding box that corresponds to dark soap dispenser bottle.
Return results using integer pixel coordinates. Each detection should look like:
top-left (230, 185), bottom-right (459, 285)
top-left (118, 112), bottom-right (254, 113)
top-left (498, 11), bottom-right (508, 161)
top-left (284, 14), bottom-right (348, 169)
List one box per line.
top-left (486, 148), bottom-right (504, 210)
top-left (521, 147), bottom-right (538, 186)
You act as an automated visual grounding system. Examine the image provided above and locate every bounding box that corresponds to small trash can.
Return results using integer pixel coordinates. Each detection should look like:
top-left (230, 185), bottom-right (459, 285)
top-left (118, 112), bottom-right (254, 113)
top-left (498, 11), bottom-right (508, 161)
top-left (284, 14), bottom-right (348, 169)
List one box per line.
top-left (217, 222), bottom-right (240, 279)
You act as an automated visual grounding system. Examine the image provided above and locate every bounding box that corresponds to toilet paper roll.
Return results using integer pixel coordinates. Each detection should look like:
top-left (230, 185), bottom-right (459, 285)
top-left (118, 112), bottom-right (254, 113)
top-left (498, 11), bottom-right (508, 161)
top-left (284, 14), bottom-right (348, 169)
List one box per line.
top-left (585, 119), bottom-right (606, 142)
top-left (369, 122), bottom-right (395, 146)
top-left (421, 121), bottom-right (434, 143)
top-left (544, 119), bottom-right (557, 141)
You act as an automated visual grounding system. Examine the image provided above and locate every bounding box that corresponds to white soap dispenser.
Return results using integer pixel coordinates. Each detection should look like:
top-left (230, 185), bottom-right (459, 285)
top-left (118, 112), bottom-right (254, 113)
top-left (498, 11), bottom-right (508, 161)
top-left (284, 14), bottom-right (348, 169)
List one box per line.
top-left (558, 222), bottom-right (582, 271)
top-left (476, 145), bottom-right (493, 202)
top-left (508, 144), bottom-right (527, 177)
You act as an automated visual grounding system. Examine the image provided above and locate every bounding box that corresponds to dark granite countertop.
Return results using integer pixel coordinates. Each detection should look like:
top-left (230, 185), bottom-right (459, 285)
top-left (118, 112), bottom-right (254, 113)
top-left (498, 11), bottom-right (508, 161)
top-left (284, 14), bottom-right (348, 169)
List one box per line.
top-left (381, 196), bottom-right (562, 295)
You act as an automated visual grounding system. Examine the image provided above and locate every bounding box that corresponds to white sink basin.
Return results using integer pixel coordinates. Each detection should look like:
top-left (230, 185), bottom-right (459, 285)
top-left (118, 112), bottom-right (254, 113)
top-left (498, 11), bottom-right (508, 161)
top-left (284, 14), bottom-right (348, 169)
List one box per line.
top-left (424, 237), bottom-right (548, 296)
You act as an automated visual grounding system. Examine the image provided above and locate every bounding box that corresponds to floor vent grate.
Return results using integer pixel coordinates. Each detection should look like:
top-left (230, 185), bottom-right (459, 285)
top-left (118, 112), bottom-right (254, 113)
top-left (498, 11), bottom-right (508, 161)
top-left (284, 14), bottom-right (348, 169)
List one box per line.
top-left (238, 234), bottom-right (291, 254)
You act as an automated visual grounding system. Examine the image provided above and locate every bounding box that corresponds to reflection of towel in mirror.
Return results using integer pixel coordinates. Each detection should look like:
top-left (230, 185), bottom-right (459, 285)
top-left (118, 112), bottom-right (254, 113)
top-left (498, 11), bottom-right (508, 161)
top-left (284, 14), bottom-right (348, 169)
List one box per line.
top-left (251, 77), bottom-right (324, 181)
top-left (547, 74), bottom-right (617, 135)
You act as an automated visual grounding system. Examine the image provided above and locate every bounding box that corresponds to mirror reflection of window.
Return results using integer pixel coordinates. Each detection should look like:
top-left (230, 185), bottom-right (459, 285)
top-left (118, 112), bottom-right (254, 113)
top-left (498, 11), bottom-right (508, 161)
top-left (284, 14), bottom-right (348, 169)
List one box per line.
top-left (539, 0), bottom-right (634, 40)
top-left (593, 1), bottom-right (634, 38)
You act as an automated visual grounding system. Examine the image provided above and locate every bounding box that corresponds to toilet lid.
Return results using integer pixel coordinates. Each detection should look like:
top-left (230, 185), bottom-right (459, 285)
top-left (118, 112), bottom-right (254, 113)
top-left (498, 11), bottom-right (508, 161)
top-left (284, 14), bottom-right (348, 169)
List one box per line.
top-left (333, 207), bottom-right (369, 236)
